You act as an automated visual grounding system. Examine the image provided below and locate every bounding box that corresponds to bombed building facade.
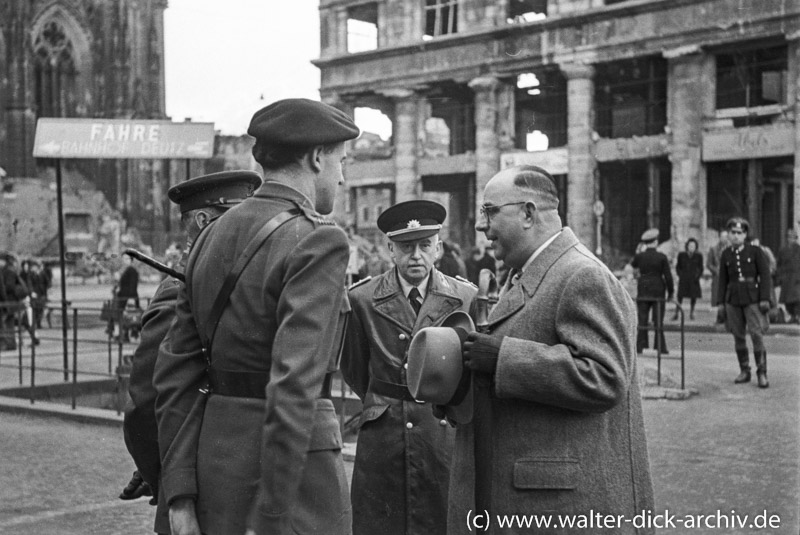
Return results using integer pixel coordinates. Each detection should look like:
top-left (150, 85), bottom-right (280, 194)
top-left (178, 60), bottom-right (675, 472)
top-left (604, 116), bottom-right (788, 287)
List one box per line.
top-left (316, 0), bottom-right (800, 268)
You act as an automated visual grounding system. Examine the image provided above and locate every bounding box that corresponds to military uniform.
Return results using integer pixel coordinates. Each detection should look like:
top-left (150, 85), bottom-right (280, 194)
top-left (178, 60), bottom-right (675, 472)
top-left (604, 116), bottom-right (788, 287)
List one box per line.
top-left (631, 245), bottom-right (673, 353)
top-left (154, 182), bottom-right (352, 534)
top-left (343, 268), bottom-right (476, 535)
top-left (718, 242), bottom-right (771, 382)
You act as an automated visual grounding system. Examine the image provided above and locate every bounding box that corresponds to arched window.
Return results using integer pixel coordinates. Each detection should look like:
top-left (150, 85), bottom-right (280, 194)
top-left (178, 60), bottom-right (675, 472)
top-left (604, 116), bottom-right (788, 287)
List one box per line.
top-left (34, 21), bottom-right (77, 117)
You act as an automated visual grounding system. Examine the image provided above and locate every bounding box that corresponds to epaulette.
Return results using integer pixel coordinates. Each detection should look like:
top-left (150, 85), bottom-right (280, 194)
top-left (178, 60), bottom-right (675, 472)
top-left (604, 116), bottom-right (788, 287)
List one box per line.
top-left (348, 276), bottom-right (372, 291)
top-left (455, 275), bottom-right (478, 289)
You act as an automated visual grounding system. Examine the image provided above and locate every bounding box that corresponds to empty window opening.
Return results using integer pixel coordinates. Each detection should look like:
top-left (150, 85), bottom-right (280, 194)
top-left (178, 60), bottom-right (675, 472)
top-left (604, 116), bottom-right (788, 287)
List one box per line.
top-left (594, 56), bottom-right (667, 139)
top-left (716, 43), bottom-right (787, 124)
top-left (507, 0), bottom-right (547, 23)
top-left (424, 0), bottom-right (458, 39)
top-left (352, 107), bottom-right (393, 160)
top-left (347, 3), bottom-right (378, 53)
top-left (426, 84), bottom-right (475, 155)
top-left (514, 71), bottom-right (567, 151)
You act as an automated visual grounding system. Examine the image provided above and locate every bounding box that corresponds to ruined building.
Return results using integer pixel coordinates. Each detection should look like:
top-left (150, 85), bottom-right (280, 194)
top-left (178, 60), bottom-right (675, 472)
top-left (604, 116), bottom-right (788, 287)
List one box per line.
top-left (0, 0), bottom-right (185, 255)
top-left (315, 0), bottom-right (800, 268)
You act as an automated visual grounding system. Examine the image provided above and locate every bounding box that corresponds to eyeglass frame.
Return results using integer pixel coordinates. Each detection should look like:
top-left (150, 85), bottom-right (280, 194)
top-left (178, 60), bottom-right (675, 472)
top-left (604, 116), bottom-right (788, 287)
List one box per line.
top-left (478, 201), bottom-right (529, 220)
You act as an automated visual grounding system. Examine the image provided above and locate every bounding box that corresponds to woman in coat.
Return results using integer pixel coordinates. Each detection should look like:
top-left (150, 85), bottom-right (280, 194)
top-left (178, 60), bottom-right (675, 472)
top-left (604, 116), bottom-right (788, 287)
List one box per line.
top-left (674, 238), bottom-right (703, 320)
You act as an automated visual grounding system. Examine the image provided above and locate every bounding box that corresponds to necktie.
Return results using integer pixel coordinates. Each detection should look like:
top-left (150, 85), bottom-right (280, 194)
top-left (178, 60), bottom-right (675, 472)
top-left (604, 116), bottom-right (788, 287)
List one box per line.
top-left (408, 287), bottom-right (422, 316)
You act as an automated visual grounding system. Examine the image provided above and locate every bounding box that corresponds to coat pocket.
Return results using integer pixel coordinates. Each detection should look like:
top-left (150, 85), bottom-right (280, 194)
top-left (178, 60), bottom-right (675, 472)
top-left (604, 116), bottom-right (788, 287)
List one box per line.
top-left (513, 458), bottom-right (582, 490)
top-left (357, 403), bottom-right (389, 429)
top-left (308, 398), bottom-right (343, 452)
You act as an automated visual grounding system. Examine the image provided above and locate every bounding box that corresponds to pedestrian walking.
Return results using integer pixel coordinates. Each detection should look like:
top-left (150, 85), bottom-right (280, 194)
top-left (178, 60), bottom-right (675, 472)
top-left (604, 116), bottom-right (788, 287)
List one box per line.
top-left (442, 165), bottom-right (653, 534)
top-left (342, 200), bottom-right (476, 535)
top-left (120, 170), bottom-right (262, 534)
top-left (674, 238), bottom-right (703, 320)
top-left (718, 217), bottom-right (773, 388)
top-left (776, 228), bottom-right (800, 323)
top-left (708, 229), bottom-right (729, 320)
top-left (154, 98), bottom-right (359, 535)
top-left (632, 228), bottom-right (674, 354)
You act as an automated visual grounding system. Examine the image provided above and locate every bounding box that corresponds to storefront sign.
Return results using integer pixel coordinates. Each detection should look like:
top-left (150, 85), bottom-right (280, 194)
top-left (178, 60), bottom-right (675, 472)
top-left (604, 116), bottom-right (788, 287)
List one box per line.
top-left (500, 147), bottom-right (569, 175)
top-left (33, 118), bottom-right (215, 159)
top-left (702, 125), bottom-right (794, 162)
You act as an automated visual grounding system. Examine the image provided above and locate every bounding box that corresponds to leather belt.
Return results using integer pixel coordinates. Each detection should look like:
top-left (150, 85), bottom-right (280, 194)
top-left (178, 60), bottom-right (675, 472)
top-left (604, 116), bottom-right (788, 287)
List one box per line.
top-left (208, 367), bottom-right (333, 399)
top-left (368, 377), bottom-right (416, 402)
top-left (735, 277), bottom-right (756, 283)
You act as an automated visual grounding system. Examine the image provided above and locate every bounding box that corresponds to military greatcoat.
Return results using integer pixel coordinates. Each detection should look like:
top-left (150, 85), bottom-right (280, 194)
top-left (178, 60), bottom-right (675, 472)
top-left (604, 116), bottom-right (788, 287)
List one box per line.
top-left (123, 275), bottom-right (182, 534)
top-left (154, 181), bottom-right (351, 535)
top-left (343, 268), bottom-right (476, 535)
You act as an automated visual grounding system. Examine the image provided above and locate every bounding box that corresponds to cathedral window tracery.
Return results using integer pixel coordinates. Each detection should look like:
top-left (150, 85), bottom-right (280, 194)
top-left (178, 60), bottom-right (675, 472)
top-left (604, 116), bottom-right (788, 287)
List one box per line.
top-left (34, 20), bottom-right (77, 117)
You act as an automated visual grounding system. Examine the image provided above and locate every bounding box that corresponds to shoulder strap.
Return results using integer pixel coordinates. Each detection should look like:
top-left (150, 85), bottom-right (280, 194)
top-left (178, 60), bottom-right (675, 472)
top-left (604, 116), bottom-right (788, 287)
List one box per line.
top-left (201, 208), bottom-right (301, 351)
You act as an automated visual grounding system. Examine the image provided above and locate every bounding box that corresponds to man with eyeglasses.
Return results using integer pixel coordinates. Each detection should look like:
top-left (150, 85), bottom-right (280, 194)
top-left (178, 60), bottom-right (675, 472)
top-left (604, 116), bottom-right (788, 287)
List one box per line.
top-left (444, 165), bottom-right (654, 533)
top-left (341, 199), bottom-right (476, 535)
top-left (718, 217), bottom-right (773, 388)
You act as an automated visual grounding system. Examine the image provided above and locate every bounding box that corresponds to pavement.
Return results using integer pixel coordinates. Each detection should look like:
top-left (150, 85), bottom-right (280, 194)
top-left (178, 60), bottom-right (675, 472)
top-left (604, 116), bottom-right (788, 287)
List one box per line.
top-left (0, 281), bottom-right (797, 533)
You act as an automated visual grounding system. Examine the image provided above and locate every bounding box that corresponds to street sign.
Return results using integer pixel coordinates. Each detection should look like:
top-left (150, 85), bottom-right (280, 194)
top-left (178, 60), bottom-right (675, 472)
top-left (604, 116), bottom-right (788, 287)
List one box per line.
top-left (33, 118), bottom-right (215, 159)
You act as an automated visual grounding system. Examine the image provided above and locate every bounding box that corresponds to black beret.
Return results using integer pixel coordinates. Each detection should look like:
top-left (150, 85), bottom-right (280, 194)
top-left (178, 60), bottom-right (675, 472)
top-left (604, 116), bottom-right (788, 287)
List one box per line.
top-left (378, 200), bottom-right (446, 242)
top-left (168, 170), bottom-right (262, 213)
top-left (726, 217), bottom-right (749, 233)
top-left (247, 98), bottom-right (360, 147)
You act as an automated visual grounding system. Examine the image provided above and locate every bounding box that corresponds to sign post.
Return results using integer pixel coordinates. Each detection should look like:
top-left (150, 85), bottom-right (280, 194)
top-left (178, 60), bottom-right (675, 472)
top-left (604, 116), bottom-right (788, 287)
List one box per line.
top-left (33, 118), bottom-right (214, 380)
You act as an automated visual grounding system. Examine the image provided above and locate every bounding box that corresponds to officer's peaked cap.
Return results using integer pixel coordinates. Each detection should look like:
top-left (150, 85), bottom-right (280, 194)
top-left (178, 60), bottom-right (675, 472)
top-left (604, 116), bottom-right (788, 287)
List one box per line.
top-left (378, 200), bottom-right (446, 242)
top-left (726, 217), bottom-right (749, 233)
top-left (641, 228), bottom-right (659, 243)
top-left (168, 170), bottom-right (262, 213)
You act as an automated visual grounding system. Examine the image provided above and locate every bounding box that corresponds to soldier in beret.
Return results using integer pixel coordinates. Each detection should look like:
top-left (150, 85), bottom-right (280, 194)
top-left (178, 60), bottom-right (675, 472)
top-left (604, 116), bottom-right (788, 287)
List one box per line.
top-left (718, 217), bottom-right (773, 388)
top-left (120, 170), bottom-right (262, 533)
top-left (631, 228), bottom-right (674, 354)
top-left (341, 200), bottom-right (476, 535)
top-left (155, 98), bottom-right (359, 535)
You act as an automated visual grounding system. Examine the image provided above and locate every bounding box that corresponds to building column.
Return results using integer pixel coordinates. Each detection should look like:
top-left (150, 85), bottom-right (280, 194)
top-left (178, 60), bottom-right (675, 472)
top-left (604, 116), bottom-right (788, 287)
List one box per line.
top-left (469, 76), bottom-right (504, 214)
top-left (5, 2), bottom-right (36, 177)
top-left (336, 7), bottom-right (349, 55)
top-left (790, 32), bottom-right (800, 234)
top-left (383, 89), bottom-right (421, 202)
top-left (665, 45), bottom-right (712, 247)
top-left (560, 63), bottom-right (596, 250)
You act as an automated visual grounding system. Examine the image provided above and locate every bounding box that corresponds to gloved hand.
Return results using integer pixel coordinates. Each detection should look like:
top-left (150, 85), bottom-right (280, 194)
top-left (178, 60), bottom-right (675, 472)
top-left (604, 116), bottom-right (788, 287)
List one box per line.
top-left (716, 307), bottom-right (727, 324)
top-left (759, 300), bottom-right (771, 313)
top-left (463, 332), bottom-right (504, 375)
top-left (119, 470), bottom-right (152, 500)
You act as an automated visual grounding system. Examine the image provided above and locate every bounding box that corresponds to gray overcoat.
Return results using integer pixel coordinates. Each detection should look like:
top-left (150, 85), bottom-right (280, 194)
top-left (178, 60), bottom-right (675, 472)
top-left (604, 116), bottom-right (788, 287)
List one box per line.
top-left (447, 228), bottom-right (655, 534)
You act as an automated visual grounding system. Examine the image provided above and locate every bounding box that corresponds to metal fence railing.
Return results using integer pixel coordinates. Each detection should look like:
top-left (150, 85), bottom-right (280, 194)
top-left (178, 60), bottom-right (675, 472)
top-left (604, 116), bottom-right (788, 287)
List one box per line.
top-left (636, 297), bottom-right (686, 390)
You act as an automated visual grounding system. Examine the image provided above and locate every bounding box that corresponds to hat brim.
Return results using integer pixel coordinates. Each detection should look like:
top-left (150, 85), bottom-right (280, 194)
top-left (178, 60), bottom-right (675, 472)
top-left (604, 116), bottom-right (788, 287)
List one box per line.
top-left (389, 227), bottom-right (441, 243)
top-left (444, 371), bottom-right (473, 425)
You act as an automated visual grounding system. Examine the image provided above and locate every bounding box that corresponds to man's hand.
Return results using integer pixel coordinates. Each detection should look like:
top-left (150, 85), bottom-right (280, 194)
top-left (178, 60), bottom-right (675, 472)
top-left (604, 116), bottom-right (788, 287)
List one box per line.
top-left (462, 332), bottom-right (503, 375)
top-left (759, 300), bottom-right (771, 313)
top-left (119, 471), bottom-right (152, 500)
top-left (169, 498), bottom-right (201, 535)
top-left (716, 307), bottom-right (727, 324)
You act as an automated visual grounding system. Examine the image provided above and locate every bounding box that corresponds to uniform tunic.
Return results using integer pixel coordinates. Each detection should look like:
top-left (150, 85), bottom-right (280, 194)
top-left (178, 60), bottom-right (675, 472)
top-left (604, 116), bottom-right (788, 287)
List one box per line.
top-left (123, 275), bottom-right (182, 534)
top-left (343, 268), bottom-right (476, 535)
top-left (154, 182), bottom-right (351, 535)
top-left (631, 248), bottom-right (673, 352)
top-left (718, 244), bottom-right (771, 307)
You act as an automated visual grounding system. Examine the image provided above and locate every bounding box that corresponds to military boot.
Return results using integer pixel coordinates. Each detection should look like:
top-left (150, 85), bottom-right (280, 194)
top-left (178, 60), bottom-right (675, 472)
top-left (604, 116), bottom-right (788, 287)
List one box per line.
top-left (734, 349), bottom-right (751, 384)
top-left (754, 351), bottom-right (769, 388)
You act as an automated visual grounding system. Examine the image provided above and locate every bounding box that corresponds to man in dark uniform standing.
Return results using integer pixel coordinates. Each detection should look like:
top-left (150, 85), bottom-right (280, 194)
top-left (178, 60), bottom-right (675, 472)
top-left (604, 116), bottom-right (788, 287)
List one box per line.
top-left (718, 217), bottom-right (772, 388)
top-left (342, 200), bottom-right (476, 535)
top-left (119, 170), bottom-right (262, 533)
top-left (632, 228), bottom-right (674, 354)
top-left (154, 99), bottom-right (359, 535)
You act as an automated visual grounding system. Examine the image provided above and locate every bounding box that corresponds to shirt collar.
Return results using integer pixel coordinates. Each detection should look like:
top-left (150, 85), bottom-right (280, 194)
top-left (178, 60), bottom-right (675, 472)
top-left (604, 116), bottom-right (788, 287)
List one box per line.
top-left (396, 269), bottom-right (430, 301)
top-left (519, 230), bottom-right (562, 275)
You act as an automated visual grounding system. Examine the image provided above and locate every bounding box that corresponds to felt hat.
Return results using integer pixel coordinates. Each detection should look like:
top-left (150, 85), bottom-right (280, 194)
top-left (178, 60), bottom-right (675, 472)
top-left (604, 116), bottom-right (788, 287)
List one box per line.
top-left (640, 228), bottom-right (659, 243)
top-left (377, 200), bottom-right (446, 243)
top-left (168, 170), bottom-right (262, 213)
top-left (247, 98), bottom-right (360, 147)
top-left (726, 217), bottom-right (749, 233)
top-left (407, 311), bottom-right (474, 424)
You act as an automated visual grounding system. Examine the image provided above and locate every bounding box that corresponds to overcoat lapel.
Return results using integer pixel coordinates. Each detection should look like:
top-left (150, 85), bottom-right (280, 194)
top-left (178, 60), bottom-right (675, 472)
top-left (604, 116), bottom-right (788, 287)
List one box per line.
top-left (416, 271), bottom-right (464, 331)
top-left (373, 270), bottom-right (416, 333)
top-left (487, 229), bottom-right (579, 328)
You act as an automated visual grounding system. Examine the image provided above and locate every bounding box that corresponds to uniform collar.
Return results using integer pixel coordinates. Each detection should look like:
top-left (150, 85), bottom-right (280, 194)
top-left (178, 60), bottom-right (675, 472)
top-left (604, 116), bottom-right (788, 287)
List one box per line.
top-left (253, 180), bottom-right (316, 211)
top-left (396, 269), bottom-right (430, 300)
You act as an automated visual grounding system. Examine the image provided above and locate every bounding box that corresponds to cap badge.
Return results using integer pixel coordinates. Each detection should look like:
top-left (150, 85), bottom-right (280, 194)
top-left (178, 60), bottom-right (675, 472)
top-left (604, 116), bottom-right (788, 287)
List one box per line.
top-left (407, 219), bottom-right (421, 229)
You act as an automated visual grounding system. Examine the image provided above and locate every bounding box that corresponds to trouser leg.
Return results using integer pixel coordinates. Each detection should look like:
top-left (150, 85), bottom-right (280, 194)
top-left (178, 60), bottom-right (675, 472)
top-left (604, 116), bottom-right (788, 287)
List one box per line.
top-left (636, 300), bottom-right (650, 353)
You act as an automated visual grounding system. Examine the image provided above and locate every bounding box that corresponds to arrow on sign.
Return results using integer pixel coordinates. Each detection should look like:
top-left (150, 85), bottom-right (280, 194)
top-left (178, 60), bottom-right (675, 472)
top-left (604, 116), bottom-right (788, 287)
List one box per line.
top-left (38, 141), bottom-right (62, 155)
top-left (185, 141), bottom-right (210, 156)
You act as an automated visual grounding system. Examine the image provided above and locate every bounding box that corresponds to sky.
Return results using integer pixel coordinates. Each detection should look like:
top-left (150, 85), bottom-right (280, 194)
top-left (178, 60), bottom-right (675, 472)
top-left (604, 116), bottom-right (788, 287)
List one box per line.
top-left (164, 1), bottom-right (323, 136)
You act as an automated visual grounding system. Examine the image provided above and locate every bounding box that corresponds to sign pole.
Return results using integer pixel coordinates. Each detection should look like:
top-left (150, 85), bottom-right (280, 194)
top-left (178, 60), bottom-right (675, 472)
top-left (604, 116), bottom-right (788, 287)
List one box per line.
top-left (55, 159), bottom-right (70, 381)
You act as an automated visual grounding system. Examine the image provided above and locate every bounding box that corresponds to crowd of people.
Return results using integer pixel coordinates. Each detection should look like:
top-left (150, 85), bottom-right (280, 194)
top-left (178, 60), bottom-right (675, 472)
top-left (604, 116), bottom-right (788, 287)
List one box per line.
top-left (0, 253), bottom-right (52, 350)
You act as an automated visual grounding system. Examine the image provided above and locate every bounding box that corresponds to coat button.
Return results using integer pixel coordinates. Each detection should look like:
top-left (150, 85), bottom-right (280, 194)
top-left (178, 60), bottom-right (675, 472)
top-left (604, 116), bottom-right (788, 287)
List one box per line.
top-left (406, 422), bottom-right (413, 429)
top-left (404, 363), bottom-right (408, 370)
top-left (439, 419), bottom-right (448, 427)
top-left (399, 333), bottom-right (407, 340)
